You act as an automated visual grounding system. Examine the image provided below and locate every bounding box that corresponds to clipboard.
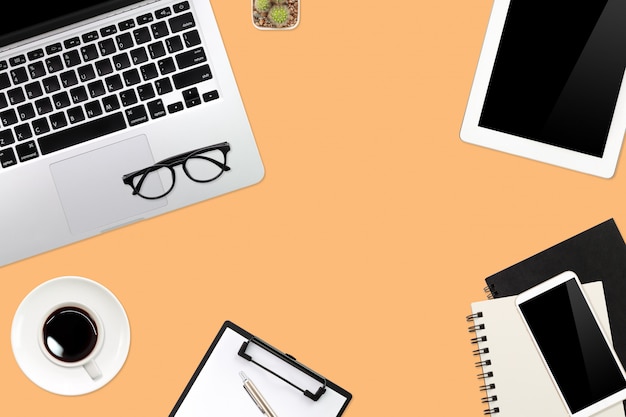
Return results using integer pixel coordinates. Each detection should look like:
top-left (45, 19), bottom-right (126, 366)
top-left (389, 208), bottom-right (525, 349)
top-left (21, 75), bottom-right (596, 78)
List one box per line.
top-left (169, 321), bottom-right (352, 417)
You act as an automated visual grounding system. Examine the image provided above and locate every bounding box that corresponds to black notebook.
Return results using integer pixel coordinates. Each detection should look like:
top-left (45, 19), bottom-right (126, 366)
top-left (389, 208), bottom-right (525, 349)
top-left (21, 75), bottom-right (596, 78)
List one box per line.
top-left (484, 218), bottom-right (626, 411)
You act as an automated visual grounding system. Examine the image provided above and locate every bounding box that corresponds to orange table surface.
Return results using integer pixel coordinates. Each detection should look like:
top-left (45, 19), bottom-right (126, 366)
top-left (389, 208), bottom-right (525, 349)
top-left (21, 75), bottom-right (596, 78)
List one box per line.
top-left (3, 1), bottom-right (626, 415)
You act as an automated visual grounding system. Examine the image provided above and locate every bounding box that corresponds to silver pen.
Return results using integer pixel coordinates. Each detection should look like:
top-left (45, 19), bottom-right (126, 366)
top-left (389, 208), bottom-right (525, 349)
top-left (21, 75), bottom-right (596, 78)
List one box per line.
top-left (240, 371), bottom-right (279, 417)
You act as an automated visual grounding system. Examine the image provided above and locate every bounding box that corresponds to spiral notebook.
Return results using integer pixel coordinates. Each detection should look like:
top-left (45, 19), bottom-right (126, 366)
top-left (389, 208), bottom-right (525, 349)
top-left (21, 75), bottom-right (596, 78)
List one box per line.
top-left (467, 281), bottom-right (625, 416)
top-left (169, 321), bottom-right (352, 417)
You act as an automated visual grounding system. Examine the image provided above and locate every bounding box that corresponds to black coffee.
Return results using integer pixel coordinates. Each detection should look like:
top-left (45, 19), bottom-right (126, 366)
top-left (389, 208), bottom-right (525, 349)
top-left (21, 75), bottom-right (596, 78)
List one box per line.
top-left (43, 306), bottom-right (98, 363)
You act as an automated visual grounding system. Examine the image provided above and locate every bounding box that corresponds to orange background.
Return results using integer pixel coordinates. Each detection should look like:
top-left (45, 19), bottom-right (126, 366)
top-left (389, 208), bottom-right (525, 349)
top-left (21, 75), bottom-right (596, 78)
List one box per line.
top-left (2, 0), bottom-right (626, 415)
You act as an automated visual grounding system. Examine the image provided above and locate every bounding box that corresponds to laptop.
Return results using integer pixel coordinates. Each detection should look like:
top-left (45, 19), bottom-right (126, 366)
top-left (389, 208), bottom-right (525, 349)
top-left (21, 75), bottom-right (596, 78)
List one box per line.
top-left (461, 0), bottom-right (626, 178)
top-left (0, 0), bottom-right (265, 267)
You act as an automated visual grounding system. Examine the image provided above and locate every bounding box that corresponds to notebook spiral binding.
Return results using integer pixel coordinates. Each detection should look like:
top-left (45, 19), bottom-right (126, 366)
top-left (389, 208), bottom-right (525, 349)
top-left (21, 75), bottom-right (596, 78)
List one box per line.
top-left (484, 284), bottom-right (496, 299)
top-left (467, 311), bottom-right (499, 415)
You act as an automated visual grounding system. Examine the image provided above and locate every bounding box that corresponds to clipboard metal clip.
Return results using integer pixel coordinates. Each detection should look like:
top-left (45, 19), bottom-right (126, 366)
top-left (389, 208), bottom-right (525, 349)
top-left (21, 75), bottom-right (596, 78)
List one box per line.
top-left (238, 336), bottom-right (327, 401)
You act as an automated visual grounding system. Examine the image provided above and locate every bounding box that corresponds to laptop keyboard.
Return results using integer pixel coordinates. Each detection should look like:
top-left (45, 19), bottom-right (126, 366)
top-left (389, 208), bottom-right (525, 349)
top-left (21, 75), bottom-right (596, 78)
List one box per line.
top-left (0, 0), bottom-right (219, 169)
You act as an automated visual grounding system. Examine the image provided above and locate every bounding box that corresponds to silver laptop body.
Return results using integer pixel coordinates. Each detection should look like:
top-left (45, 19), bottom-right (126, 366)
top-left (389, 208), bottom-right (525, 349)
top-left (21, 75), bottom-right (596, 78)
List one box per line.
top-left (0, 0), bottom-right (264, 266)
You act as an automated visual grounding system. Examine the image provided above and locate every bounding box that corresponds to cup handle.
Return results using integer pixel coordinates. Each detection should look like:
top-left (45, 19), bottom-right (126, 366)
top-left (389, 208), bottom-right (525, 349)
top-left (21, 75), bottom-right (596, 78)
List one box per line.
top-left (83, 359), bottom-right (102, 380)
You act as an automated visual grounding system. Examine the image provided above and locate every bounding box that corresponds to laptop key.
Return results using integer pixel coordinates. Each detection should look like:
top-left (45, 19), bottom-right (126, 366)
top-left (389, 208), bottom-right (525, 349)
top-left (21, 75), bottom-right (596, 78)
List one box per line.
top-left (116, 32), bottom-right (134, 50)
top-left (15, 140), bottom-right (38, 162)
top-left (172, 64), bottom-right (212, 89)
top-left (67, 106), bottom-right (85, 124)
top-left (15, 123), bottom-right (32, 140)
top-left (137, 13), bottom-right (154, 25)
top-left (141, 62), bottom-right (159, 80)
top-left (151, 21), bottom-right (169, 39)
top-left (105, 74), bottom-right (124, 92)
top-left (95, 58), bottom-right (114, 76)
top-left (60, 70), bottom-right (78, 88)
top-left (165, 35), bottom-right (183, 53)
top-left (42, 76), bottom-right (61, 93)
top-left (157, 57), bottom-right (175, 75)
top-left (175, 47), bottom-right (206, 69)
top-left (0, 73), bottom-right (10, 90)
top-left (63, 50), bottom-right (82, 67)
top-left (118, 19), bottom-right (135, 31)
top-left (169, 12), bottom-right (195, 33)
top-left (102, 95), bottom-right (120, 112)
top-left (35, 97), bottom-right (53, 115)
top-left (203, 90), bottom-right (219, 102)
top-left (38, 112), bottom-right (126, 155)
top-left (130, 47), bottom-right (148, 65)
top-left (7, 88), bottom-right (26, 105)
top-left (27, 61), bottom-right (46, 79)
top-left (173, 1), bottom-right (190, 13)
top-left (155, 77), bottom-right (172, 95)
top-left (49, 112), bottom-right (67, 129)
top-left (100, 25), bottom-right (117, 37)
top-left (64, 37), bottom-right (81, 49)
top-left (0, 109), bottom-right (18, 126)
top-left (112, 53), bottom-right (131, 70)
top-left (10, 67), bottom-right (29, 85)
top-left (82, 31), bottom-right (99, 43)
top-left (183, 30), bottom-right (201, 47)
top-left (133, 27), bottom-right (152, 45)
top-left (70, 85), bottom-right (88, 104)
top-left (45, 56), bottom-right (64, 73)
top-left (125, 104), bottom-right (148, 126)
top-left (167, 101), bottom-right (183, 113)
top-left (45, 43), bottom-right (63, 55)
top-left (81, 44), bottom-right (99, 62)
top-left (32, 117), bottom-right (50, 135)
top-left (9, 55), bottom-right (27, 67)
top-left (123, 68), bottom-right (141, 86)
top-left (77, 64), bottom-right (96, 82)
top-left (0, 129), bottom-right (14, 146)
top-left (147, 99), bottom-right (166, 119)
top-left (155, 7), bottom-right (172, 19)
top-left (88, 80), bottom-right (106, 98)
top-left (52, 91), bottom-right (71, 109)
top-left (98, 38), bottom-right (117, 56)
top-left (17, 103), bottom-right (35, 121)
top-left (27, 49), bottom-right (45, 61)
top-left (85, 101), bottom-right (103, 118)
top-left (0, 147), bottom-right (17, 168)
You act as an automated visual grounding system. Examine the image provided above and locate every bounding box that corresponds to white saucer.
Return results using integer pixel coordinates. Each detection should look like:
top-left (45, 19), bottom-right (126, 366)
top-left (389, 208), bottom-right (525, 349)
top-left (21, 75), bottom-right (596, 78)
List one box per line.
top-left (11, 276), bottom-right (131, 396)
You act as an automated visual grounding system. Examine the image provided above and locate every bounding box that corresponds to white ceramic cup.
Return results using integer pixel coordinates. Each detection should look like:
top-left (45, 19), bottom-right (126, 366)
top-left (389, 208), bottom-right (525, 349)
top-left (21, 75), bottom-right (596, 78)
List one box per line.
top-left (38, 302), bottom-right (104, 380)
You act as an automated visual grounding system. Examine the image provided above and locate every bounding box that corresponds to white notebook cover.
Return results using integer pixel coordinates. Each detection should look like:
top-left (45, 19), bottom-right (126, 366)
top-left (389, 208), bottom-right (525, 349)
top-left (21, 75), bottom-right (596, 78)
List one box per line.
top-left (470, 281), bottom-right (625, 417)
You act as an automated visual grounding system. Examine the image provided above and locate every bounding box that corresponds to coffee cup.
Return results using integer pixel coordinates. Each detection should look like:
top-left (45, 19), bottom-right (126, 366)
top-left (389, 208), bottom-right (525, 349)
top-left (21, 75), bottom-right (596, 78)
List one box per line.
top-left (38, 302), bottom-right (104, 380)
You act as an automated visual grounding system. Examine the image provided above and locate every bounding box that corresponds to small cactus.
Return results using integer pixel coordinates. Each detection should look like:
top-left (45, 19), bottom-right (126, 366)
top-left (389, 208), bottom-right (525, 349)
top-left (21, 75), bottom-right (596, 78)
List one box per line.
top-left (254, 0), bottom-right (272, 13)
top-left (268, 5), bottom-right (290, 27)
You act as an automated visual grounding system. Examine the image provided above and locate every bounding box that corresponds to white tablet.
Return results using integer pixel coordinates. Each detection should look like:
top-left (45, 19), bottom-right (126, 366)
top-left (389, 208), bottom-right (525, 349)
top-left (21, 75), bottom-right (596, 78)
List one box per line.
top-left (516, 271), bottom-right (626, 417)
top-left (461, 0), bottom-right (626, 178)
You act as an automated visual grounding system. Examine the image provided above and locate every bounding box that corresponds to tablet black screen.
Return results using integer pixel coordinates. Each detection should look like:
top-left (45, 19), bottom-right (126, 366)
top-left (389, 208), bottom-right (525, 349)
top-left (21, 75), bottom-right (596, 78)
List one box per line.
top-left (478, 0), bottom-right (626, 158)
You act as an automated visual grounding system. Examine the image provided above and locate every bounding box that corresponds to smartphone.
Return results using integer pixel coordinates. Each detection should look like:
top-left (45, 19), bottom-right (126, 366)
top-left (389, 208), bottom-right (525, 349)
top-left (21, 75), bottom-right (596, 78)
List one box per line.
top-left (516, 271), bottom-right (626, 417)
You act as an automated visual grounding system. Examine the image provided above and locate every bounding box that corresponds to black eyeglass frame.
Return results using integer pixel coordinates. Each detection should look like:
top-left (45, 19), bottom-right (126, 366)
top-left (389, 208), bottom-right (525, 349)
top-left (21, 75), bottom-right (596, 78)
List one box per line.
top-left (238, 336), bottom-right (328, 401)
top-left (122, 141), bottom-right (231, 200)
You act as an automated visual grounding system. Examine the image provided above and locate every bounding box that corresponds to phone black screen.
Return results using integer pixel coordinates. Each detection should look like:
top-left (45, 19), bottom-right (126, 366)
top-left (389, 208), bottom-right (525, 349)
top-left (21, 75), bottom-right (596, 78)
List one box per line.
top-left (519, 278), bottom-right (626, 413)
top-left (478, 0), bottom-right (626, 158)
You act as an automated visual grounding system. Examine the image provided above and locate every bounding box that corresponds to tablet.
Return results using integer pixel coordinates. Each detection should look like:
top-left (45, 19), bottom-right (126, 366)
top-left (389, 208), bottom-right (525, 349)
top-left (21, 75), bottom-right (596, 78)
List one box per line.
top-left (461, 0), bottom-right (626, 178)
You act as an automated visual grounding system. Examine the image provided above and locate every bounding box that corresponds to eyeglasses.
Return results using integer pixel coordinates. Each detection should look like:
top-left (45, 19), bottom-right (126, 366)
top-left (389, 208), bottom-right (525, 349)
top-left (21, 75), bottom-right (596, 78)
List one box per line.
top-left (122, 142), bottom-right (231, 200)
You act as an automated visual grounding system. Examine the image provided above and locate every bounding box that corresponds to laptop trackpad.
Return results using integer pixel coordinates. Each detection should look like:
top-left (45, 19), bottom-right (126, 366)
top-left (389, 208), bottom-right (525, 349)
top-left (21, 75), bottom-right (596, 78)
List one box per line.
top-left (50, 135), bottom-right (168, 235)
